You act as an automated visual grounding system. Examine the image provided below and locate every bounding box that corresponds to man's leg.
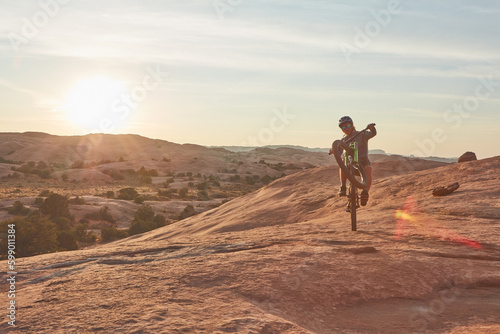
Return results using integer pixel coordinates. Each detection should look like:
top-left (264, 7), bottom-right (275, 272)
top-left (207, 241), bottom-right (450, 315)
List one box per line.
top-left (338, 168), bottom-right (347, 196)
top-left (361, 165), bottom-right (372, 206)
top-left (364, 165), bottom-right (372, 192)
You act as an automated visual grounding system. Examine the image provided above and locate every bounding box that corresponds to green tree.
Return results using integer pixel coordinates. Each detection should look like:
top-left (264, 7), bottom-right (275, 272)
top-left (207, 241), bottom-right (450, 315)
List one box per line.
top-left (8, 201), bottom-right (30, 216)
top-left (57, 231), bottom-right (78, 251)
top-left (101, 226), bottom-right (128, 242)
top-left (128, 204), bottom-right (166, 236)
top-left (117, 187), bottom-right (138, 200)
top-left (0, 213), bottom-right (59, 258)
top-left (41, 194), bottom-right (71, 219)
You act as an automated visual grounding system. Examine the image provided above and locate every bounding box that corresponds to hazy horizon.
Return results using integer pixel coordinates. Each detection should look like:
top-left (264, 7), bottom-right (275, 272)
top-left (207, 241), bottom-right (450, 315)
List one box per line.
top-left (1, 1), bottom-right (499, 159)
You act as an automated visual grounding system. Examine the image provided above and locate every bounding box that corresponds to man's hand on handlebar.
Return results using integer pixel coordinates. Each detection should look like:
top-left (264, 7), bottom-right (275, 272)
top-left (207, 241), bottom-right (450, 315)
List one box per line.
top-left (367, 123), bottom-right (376, 131)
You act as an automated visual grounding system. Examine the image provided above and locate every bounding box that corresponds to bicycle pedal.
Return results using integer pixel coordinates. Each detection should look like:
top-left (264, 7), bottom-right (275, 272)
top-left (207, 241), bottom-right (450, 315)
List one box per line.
top-left (345, 207), bottom-right (350, 212)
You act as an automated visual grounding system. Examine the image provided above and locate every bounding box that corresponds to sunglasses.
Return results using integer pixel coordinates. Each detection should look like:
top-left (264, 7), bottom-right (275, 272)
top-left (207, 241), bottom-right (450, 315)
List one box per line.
top-left (340, 123), bottom-right (352, 130)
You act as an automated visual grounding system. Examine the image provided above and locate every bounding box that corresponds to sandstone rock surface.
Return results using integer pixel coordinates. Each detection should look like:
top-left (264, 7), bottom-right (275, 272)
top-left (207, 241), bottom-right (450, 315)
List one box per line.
top-left (2, 156), bottom-right (500, 333)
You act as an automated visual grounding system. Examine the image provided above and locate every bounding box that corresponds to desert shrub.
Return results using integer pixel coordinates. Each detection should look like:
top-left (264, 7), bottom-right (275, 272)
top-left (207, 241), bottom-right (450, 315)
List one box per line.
top-left (0, 213), bottom-right (59, 258)
top-left (197, 190), bottom-right (209, 200)
top-left (36, 161), bottom-right (47, 169)
top-left (57, 231), bottom-right (78, 251)
top-left (8, 201), bottom-right (30, 216)
top-left (53, 217), bottom-right (72, 231)
top-left (37, 169), bottom-right (51, 179)
top-left (140, 175), bottom-right (152, 184)
top-left (117, 187), bottom-right (138, 200)
top-left (38, 189), bottom-right (54, 197)
top-left (101, 226), bottom-right (128, 242)
top-left (197, 182), bottom-right (209, 191)
top-left (133, 204), bottom-right (155, 222)
top-left (75, 223), bottom-right (97, 243)
top-left (229, 175), bottom-right (241, 182)
top-left (261, 175), bottom-right (274, 184)
top-left (137, 167), bottom-right (158, 177)
top-left (0, 156), bottom-right (16, 164)
top-left (158, 189), bottom-right (170, 197)
top-left (134, 196), bottom-right (145, 204)
top-left (178, 205), bottom-right (196, 220)
top-left (85, 206), bottom-right (115, 223)
top-left (41, 194), bottom-right (71, 220)
top-left (176, 172), bottom-right (186, 177)
top-left (34, 197), bottom-right (44, 207)
top-left (71, 160), bottom-right (85, 169)
top-left (61, 173), bottom-right (69, 181)
top-left (69, 196), bottom-right (86, 205)
top-left (245, 176), bottom-right (255, 185)
top-left (178, 187), bottom-right (189, 198)
top-left (106, 191), bottom-right (115, 198)
top-left (128, 204), bottom-right (166, 236)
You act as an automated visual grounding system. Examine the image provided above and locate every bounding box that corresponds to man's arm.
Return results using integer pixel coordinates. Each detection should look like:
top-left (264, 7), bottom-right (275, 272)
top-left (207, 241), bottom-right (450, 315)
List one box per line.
top-left (366, 123), bottom-right (377, 139)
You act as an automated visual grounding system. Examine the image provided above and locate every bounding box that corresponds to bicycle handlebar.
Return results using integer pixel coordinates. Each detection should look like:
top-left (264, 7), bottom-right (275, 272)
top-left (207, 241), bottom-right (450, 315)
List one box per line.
top-left (328, 124), bottom-right (376, 155)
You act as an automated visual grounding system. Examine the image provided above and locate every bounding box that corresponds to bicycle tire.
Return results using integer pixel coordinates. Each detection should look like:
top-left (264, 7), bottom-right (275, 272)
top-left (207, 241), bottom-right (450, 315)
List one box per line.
top-left (349, 177), bottom-right (357, 231)
top-left (332, 140), bottom-right (368, 189)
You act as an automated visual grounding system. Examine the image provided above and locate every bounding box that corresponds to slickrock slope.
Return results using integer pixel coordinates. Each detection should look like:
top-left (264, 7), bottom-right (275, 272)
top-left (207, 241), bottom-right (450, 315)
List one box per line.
top-left (2, 157), bottom-right (499, 333)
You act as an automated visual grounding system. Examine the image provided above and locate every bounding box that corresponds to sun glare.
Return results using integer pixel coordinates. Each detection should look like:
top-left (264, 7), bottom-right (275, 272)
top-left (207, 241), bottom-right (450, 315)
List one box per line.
top-left (62, 76), bottom-right (126, 131)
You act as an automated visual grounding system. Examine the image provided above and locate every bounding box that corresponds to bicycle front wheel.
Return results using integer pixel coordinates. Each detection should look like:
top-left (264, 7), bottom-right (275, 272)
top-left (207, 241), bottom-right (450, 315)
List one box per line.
top-left (332, 140), bottom-right (368, 189)
top-left (350, 184), bottom-right (357, 231)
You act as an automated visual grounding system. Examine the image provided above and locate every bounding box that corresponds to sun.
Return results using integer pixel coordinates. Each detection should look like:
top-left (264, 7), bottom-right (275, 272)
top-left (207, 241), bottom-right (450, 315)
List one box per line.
top-left (62, 76), bottom-right (127, 131)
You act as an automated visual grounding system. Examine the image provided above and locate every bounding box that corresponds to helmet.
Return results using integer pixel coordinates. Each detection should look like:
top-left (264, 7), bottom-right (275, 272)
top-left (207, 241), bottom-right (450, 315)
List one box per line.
top-left (338, 116), bottom-right (353, 127)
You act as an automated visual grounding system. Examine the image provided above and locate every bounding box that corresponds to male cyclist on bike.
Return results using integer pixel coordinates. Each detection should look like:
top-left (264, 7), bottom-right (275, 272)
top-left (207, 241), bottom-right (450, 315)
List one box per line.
top-left (329, 116), bottom-right (376, 206)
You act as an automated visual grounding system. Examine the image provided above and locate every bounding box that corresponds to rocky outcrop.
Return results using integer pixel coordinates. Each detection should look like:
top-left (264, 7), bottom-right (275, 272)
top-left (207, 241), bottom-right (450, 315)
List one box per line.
top-left (432, 182), bottom-right (460, 196)
top-left (458, 151), bottom-right (477, 163)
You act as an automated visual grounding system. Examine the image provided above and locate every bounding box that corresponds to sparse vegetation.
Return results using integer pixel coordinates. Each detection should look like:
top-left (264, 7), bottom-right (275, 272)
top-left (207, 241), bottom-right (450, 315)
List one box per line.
top-left (128, 204), bottom-right (167, 236)
top-left (0, 156), bottom-right (17, 164)
top-left (69, 196), bottom-right (86, 205)
top-left (179, 204), bottom-right (196, 220)
top-left (85, 206), bottom-right (116, 223)
top-left (13, 160), bottom-right (54, 179)
top-left (117, 187), bottom-right (138, 200)
top-left (101, 226), bottom-right (128, 242)
top-left (8, 201), bottom-right (31, 216)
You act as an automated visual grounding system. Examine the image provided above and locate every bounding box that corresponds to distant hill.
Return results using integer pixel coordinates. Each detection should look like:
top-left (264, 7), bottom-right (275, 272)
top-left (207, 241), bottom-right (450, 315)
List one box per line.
top-left (210, 144), bottom-right (458, 163)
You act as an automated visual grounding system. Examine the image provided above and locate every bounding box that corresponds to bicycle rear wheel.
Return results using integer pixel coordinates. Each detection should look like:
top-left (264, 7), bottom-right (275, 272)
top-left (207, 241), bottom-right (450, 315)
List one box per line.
top-left (332, 140), bottom-right (368, 189)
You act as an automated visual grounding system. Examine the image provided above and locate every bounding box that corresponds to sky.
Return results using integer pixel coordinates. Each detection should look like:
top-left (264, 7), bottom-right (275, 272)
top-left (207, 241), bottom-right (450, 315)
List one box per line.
top-left (1, 0), bottom-right (499, 158)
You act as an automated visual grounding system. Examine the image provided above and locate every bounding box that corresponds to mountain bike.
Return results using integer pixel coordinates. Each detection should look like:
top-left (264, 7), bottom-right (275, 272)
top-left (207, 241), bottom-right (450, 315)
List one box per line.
top-left (330, 127), bottom-right (371, 231)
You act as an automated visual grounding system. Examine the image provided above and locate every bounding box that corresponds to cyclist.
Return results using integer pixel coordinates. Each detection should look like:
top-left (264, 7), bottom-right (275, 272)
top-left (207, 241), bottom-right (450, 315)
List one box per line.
top-left (329, 116), bottom-right (377, 206)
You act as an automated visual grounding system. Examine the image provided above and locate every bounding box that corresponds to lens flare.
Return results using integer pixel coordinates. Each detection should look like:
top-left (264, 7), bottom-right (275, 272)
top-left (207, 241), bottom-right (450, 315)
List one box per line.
top-left (394, 196), bottom-right (481, 249)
